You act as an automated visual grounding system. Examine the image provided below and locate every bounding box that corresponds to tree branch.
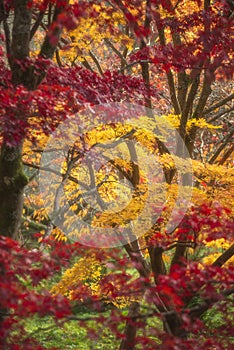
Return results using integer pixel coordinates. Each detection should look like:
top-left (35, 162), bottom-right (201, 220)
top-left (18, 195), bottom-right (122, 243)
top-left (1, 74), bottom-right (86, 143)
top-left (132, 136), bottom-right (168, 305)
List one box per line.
top-left (104, 38), bottom-right (128, 67)
top-left (30, 10), bottom-right (46, 40)
top-left (204, 93), bottom-right (234, 115)
top-left (207, 107), bottom-right (234, 123)
top-left (89, 50), bottom-right (104, 76)
top-left (208, 125), bottom-right (234, 164)
top-left (212, 243), bottom-right (234, 267)
top-left (218, 143), bottom-right (234, 165)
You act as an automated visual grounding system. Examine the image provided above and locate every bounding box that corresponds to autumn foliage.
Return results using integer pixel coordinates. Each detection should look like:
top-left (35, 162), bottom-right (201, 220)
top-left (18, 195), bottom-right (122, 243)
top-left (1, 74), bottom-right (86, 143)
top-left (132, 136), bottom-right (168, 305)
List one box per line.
top-left (0, 0), bottom-right (233, 349)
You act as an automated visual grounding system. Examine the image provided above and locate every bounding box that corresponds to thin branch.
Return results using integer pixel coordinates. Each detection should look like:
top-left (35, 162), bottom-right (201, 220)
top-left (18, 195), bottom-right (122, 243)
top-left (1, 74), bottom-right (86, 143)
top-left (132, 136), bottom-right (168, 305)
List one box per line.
top-left (89, 50), bottom-right (104, 76)
top-left (204, 93), bottom-right (234, 115)
top-left (30, 10), bottom-right (46, 40)
top-left (212, 243), bottom-right (234, 267)
top-left (23, 161), bottom-right (62, 177)
top-left (119, 59), bottom-right (151, 73)
top-left (218, 143), bottom-right (234, 165)
top-left (23, 161), bottom-right (89, 189)
top-left (55, 49), bottom-right (63, 67)
top-left (86, 158), bottom-right (108, 210)
top-left (208, 125), bottom-right (234, 164)
top-left (165, 241), bottom-right (197, 252)
top-left (104, 38), bottom-right (128, 66)
top-left (81, 56), bottom-right (95, 72)
top-left (207, 107), bottom-right (234, 123)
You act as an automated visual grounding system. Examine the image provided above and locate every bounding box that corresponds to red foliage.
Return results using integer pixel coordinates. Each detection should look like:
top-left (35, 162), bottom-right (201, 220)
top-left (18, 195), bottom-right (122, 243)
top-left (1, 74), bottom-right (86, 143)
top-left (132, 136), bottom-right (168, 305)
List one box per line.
top-left (0, 211), bottom-right (233, 347)
top-left (0, 1), bottom-right (233, 349)
top-left (0, 235), bottom-right (80, 349)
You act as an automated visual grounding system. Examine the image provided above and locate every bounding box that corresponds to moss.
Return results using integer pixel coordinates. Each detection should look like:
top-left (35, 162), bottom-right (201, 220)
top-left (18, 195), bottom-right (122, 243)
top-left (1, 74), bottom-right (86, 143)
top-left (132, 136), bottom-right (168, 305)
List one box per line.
top-left (0, 145), bottom-right (28, 190)
top-left (0, 144), bottom-right (28, 237)
top-left (14, 170), bottom-right (28, 189)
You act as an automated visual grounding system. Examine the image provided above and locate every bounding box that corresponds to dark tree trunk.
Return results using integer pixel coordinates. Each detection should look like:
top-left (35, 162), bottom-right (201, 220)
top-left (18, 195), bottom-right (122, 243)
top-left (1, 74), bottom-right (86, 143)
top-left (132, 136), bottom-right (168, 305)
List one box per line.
top-left (0, 143), bottom-right (28, 237)
top-left (0, 0), bottom-right (31, 238)
top-left (119, 302), bottom-right (140, 350)
top-left (0, 0), bottom-right (66, 342)
top-left (0, 0), bottom-right (65, 238)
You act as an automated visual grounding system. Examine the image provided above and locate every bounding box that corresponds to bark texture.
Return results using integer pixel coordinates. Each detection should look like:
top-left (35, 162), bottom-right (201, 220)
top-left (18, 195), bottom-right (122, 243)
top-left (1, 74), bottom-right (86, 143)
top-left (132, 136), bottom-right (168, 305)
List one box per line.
top-left (0, 0), bottom-right (66, 237)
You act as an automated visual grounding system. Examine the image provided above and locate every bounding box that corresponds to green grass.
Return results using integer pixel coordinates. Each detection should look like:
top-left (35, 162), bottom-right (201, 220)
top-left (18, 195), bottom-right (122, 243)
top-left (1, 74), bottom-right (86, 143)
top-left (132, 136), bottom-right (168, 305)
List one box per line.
top-left (22, 303), bottom-right (163, 350)
top-left (24, 313), bottom-right (119, 350)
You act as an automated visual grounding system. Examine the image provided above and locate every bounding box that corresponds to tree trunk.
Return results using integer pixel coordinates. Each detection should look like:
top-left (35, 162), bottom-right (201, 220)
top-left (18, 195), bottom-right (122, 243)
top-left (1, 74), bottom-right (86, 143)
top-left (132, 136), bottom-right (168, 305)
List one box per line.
top-left (0, 143), bottom-right (28, 237)
top-left (163, 313), bottom-right (187, 340)
top-left (0, 0), bottom-right (31, 238)
top-left (119, 302), bottom-right (140, 350)
top-left (0, 0), bottom-right (66, 342)
top-left (0, 0), bottom-right (65, 238)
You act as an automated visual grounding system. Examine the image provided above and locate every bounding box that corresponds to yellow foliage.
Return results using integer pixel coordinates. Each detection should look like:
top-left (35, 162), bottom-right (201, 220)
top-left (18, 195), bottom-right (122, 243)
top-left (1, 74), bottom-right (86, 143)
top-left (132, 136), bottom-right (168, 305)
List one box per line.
top-left (203, 239), bottom-right (234, 267)
top-left (51, 255), bottom-right (103, 298)
top-left (164, 114), bottom-right (222, 132)
top-left (205, 238), bottom-right (231, 250)
top-left (23, 113), bottom-right (233, 303)
top-left (51, 254), bottom-right (137, 308)
top-left (93, 183), bottom-right (148, 228)
top-left (51, 227), bottom-right (68, 242)
top-left (186, 118), bottom-right (222, 131)
top-left (60, 4), bottom-right (134, 65)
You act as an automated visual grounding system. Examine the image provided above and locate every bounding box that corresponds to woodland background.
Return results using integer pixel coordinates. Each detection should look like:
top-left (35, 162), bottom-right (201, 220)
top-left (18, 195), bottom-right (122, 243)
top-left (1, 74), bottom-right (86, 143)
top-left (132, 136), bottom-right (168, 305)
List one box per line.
top-left (0, 0), bottom-right (233, 349)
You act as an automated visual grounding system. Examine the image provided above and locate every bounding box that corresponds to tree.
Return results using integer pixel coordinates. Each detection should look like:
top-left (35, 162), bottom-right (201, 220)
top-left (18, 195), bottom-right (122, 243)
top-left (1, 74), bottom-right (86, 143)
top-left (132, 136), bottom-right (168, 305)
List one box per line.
top-left (0, 0), bottom-right (233, 349)
top-left (0, 0), bottom-right (66, 237)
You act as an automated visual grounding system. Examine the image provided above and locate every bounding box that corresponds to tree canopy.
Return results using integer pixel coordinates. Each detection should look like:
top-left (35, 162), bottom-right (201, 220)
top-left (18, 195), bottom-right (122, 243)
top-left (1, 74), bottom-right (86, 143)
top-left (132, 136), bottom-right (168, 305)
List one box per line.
top-left (0, 0), bottom-right (233, 349)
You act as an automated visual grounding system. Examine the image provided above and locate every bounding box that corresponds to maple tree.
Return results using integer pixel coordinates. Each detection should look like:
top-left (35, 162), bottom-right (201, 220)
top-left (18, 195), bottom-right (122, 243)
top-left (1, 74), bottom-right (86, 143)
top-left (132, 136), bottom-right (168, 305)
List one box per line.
top-left (0, 0), bottom-right (233, 349)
